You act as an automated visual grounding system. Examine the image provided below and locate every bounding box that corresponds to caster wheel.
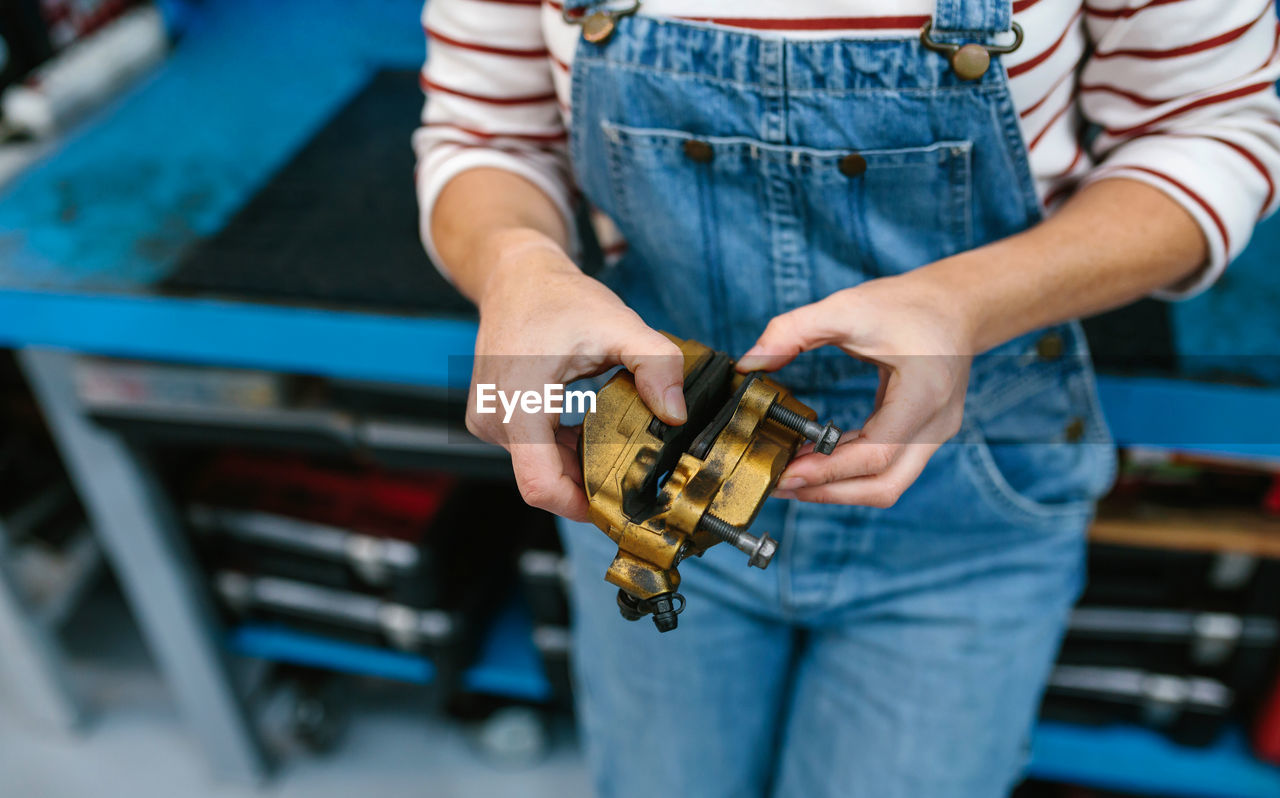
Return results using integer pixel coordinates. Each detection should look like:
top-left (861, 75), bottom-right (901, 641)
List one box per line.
top-left (290, 688), bottom-right (346, 754)
top-left (473, 705), bottom-right (549, 768)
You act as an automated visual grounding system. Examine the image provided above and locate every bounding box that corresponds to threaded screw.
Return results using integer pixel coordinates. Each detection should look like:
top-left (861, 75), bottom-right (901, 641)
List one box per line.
top-left (767, 403), bottom-right (842, 455)
top-left (698, 513), bottom-right (777, 569)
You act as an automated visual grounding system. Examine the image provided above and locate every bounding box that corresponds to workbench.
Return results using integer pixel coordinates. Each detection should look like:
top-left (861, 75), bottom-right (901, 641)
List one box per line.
top-left (1, 1), bottom-right (1278, 793)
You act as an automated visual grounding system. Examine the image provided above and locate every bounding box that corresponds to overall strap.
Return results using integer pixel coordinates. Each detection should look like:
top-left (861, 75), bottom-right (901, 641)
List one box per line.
top-left (562, 0), bottom-right (634, 13)
top-left (565, 1), bottom-right (1013, 39)
top-left (561, 0), bottom-right (640, 40)
top-left (933, 0), bottom-right (1013, 37)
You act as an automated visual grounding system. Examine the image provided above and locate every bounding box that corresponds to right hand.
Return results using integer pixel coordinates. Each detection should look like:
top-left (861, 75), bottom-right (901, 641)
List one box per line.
top-left (466, 231), bottom-right (687, 521)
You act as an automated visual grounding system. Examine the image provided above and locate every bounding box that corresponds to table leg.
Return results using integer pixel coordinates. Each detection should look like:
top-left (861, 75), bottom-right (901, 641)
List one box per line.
top-left (19, 348), bottom-right (271, 783)
top-left (0, 526), bottom-right (84, 730)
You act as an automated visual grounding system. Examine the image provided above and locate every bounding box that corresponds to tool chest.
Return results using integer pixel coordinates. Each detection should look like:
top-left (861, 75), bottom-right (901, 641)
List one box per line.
top-left (187, 460), bottom-right (539, 696)
top-left (516, 521), bottom-right (573, 705)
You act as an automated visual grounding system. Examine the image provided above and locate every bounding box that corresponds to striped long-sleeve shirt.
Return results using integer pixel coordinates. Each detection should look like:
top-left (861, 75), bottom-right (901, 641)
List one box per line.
top-left (414, 0), bottom-right (1280, 299)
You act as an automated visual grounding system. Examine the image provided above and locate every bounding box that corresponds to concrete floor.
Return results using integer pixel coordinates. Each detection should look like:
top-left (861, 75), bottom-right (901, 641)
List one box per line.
top-left (0, 583), bottom-right (592, 798)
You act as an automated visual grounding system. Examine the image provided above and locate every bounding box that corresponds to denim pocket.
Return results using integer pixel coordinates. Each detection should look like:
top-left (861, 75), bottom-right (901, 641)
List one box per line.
top-left (960, 357), bottom-right (1118, 526)
top-left (841, 138), bottom-right (974, 278)
top-left (597, 120), bottom-right (973, 353)
top-left (597, 122), bottom-right (738, 345)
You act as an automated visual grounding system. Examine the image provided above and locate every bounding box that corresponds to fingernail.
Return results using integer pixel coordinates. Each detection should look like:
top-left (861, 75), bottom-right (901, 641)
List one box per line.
top-left (772, 490), bottom-right (797, 500)
top-left (777, 476), bottom-right (807, 491)
top-left (663, 385), bottom-right (687, 424)
top-left (737, 347), bottom-right (768, 371)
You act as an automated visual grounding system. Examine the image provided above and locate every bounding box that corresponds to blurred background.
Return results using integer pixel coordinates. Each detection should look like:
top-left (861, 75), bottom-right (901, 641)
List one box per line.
top-left (0, 1), bottom-right (1279, 796)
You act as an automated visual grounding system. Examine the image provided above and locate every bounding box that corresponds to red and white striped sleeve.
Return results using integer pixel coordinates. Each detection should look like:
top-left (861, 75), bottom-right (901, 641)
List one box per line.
top-left (412, 0), bottom-right (574, 273)
top-left (1078, 0), bottom-right (1280, 299)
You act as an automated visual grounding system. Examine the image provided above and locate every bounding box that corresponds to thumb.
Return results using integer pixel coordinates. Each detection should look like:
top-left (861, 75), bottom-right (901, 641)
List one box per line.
top-left (737, 300), bottom-right (843, 373)
top-left (614, 328), bottom-right (687, 426)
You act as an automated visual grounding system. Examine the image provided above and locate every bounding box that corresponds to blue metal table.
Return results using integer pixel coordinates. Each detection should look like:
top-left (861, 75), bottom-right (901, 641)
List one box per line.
top-left (2, 0), bottom-right (1279, 790)
top-left (0, 0), bottom-right (475, 782)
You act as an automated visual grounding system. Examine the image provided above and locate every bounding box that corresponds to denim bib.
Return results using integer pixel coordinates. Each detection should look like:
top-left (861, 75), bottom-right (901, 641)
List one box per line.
top-left (560, 0), bottom-right (1113, 479)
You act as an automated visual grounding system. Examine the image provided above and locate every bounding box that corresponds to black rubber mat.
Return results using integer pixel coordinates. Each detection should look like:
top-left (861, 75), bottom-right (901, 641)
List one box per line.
top-left (162, 69), bottom-right (475, 317)
top-left (1082, 299), bottom-right (1177, 375)
top-left (162, 67), bottom-right (1177, 370)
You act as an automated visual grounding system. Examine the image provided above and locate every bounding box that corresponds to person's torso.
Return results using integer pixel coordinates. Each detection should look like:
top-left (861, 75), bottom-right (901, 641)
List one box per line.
top-left (562, 2), bottom-right (1117, 592)
top-left (565, 3), bottom-right (1059, 388)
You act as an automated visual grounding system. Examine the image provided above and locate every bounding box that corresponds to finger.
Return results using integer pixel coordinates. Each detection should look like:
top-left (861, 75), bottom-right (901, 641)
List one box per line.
top-left (613, 327), bottom-right (687, 426)
top-left (736, 298), bottom-right (847, 373)
top-left (786, 443), bottom-right (937, 508)
top-left (507, 417), bottom-right (590, 521)
top-left (558, 441), bottom-right (584, 491)
top-left (466, 402), bottom-right (503, 446)
top-left (555, 423), bottom-right (582, 451)
top-left (874, 363), bottom-right (891, 408)
top-left (860, 361), bottom-right (964, 448)
top-left (466, 366), bottom-right (548, 446)
top-left (555, 425), bottom-right (585, 489)
top-left (464, 381), bottom-right (494, 442)
top-left (776, 431), bottom-right (906, 491)
top-left (778, 364), bottom-right (946, 489)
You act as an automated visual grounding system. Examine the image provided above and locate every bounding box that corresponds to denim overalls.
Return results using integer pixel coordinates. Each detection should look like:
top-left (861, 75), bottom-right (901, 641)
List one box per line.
top-left (555, 3), bottom-right (1118, 796)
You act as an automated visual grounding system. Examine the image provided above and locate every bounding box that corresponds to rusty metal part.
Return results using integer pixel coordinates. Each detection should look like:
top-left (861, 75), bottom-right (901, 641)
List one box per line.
top-left (580, 335), bottom-right (841, 632)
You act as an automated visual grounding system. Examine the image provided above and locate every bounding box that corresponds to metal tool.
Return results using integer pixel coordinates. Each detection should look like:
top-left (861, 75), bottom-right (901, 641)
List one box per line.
top-left (579, 335), bottom-right (842, 632)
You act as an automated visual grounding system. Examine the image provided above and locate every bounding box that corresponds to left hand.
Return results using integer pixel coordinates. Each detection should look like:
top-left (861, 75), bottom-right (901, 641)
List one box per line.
top-left (736, 271), bottom-right (977, 508)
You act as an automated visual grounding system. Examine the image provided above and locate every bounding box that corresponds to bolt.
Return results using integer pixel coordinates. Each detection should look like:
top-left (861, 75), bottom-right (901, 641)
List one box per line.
top-left (616, 589), bottom-right (684, 632)
top-left (616, 590), bottom-right (645, 622)
top-left (649, 593), bottom-right (683, 633)
top-left (767, 403), bottom-right (842, 455)
top-left (698, 513), bottom-right (777, 569)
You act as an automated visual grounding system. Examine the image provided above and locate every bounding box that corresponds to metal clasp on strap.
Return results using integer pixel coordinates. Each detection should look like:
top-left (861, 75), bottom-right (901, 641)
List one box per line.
top-left (920, 21), bottom-right (1024, 81)
top-left (563, 1), bottom-right (640, 44)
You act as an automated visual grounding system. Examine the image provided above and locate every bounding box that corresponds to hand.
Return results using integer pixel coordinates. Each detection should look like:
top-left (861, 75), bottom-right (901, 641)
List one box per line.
top-left (467, 231), bottom-right (687, 521)
top-left (736, 271), bottom-right (977, 508)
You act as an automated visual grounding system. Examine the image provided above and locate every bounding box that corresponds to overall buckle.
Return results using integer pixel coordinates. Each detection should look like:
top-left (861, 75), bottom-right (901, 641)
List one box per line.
top-left (920, 21), bottom-right (1024, 81)
top-left (563, 1), bottom-right (641, 44)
